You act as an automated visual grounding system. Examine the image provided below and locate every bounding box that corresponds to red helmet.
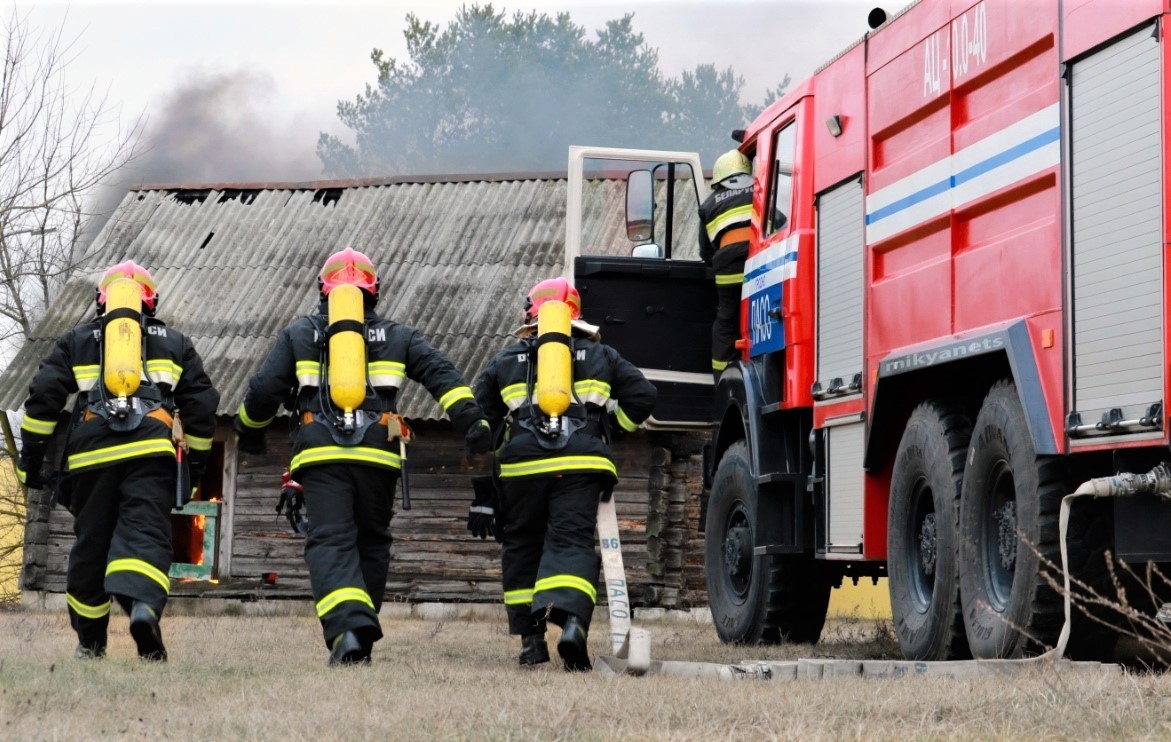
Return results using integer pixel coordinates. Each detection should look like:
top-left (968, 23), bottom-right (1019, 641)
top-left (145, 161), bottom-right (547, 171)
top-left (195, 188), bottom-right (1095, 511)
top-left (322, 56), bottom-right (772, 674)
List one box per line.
top-left (318, 247), bottom-right (379, 299)
top-left (523, 277), bottom-right (581, 324)
top-left (97, 260), bottom-right (159, 315)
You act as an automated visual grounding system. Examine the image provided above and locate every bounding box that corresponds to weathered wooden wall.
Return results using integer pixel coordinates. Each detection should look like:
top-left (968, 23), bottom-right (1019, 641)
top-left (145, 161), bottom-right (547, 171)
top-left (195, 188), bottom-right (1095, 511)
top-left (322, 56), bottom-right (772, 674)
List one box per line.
top-left (23, 418), bottom-right (709, 609)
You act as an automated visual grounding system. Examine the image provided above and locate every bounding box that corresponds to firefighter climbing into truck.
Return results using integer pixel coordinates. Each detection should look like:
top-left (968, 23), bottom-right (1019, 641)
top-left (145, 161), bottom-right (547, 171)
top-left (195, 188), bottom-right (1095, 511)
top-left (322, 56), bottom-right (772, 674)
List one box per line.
top-left (565, 0), bottom-right (1171, 662)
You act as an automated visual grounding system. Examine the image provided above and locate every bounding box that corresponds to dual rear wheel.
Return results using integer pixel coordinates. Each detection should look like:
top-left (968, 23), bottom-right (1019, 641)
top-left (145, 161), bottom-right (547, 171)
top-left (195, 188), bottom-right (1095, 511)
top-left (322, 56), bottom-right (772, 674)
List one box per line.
top-left (889, 381), bottom-right (1107, 660)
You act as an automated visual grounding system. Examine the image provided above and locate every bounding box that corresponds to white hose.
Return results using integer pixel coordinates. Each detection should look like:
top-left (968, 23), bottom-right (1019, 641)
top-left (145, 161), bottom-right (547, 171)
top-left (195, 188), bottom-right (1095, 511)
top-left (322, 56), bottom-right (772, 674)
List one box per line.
top-left (1045, 468), bottom-right (1171, 660)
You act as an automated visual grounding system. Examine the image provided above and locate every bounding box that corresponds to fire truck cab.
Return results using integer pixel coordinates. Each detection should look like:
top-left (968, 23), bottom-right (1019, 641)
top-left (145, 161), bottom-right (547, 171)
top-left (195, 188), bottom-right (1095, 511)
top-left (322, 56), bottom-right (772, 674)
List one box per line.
top-left (568, 0), bottom-right (1171, 661)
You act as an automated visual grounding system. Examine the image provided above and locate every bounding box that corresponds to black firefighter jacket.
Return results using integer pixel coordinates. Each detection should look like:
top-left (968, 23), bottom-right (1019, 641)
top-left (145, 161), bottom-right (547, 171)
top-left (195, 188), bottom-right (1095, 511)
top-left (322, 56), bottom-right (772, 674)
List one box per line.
top-left (238, 304), bottom-right (484, 474)
top-left (698, 181), bottom-right (754, 279)
top-left (17, 316), bottom-right (219, 485)
top-left (473, 329), bottom-right (658, 482)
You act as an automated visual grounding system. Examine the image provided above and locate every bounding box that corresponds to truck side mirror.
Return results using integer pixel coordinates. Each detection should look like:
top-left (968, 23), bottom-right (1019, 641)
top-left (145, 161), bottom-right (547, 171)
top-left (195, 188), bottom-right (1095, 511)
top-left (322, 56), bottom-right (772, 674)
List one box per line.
top-left (625, 169), bottom-right (654, 243)
top-left (631, 243), bottom-right (664, 259)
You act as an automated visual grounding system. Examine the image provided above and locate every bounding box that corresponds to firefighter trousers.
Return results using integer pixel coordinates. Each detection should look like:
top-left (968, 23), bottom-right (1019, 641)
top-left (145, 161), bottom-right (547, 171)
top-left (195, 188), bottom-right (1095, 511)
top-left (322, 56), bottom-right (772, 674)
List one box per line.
top-left (66, 456), bottom-right (175, 645)
top-left (500, 473), bottom-right (603, 636)
top-left (712, 280), bottom-right (742, 375)
top-left (299, 463), bottom-right (398, 648)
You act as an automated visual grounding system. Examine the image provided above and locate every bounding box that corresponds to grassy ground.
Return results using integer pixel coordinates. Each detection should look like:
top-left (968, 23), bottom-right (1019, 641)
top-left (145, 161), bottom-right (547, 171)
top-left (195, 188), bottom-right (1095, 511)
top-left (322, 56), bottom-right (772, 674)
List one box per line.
top-left (1, 608), bottom-right (1169, 741)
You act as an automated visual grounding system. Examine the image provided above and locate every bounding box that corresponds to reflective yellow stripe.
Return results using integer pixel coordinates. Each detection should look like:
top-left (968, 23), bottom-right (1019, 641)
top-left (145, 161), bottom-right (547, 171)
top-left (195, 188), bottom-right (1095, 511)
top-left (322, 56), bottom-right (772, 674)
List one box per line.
top-left (296, 360), bottom-right (322, 375)
top-left (706, 204), bottom-right (752, 240)
top-left (368, 360), bottom-right (405, 387)
top-left (145, 359), bottom-right (182, 384)
top-left (291, 445), bottom-right (402, 471)
top-left (367, 361), bottom-right (404, 376)
top-left (106, 558), bottom-right (170, 593)
top-left (316, 586), bottom-right (374, 617)
top-left (712, 358), bottom-right (729, 372)
top-left (535, 574), bottom-right (597, 603)
top-left (574, 379), bottom-right (610, 396)
top-left (186, 434), bottom-right (213, 452)
top-left (16, 466), bottom-right (27, 484)
top-left (503, 588), bottom-right (534, 606)
top-left (73, 364), bottom-right (99, 391)
top-left (615, 406), bottom-right (638, 432)
top-left (499, 455), bottom-right (616, 479)
top-left (714, 273), bottom-right (744, 286)
top-left (68, 439), bottom-right (176, 471)
top-left (20, 414), bottom-right (56, 436)
top-left (238, 403), bottom-right (272, 429)
top-left (573, 379), bottom-right (611, 406)
top-left (438, 386), bottom-right (474, 410)
top-left (66, 592), bottom-right (111, 619)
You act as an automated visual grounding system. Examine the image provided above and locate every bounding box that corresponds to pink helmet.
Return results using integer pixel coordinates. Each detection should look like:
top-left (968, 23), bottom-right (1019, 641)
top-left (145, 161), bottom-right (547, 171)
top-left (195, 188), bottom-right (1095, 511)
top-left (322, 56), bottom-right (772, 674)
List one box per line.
top-left (523, 277), bottom-right (582, 324)
top-left (97, 261), bottom-right (159, 314)
top-left (318, 247), bottom-right (379, 299)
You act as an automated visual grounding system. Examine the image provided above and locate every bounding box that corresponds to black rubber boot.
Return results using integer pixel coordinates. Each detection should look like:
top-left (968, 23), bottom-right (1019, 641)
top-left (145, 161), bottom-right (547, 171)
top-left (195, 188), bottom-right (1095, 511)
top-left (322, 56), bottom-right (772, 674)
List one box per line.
top-left (556, 616), bottom-right (591, 672)
top-left (328, 630), bottom-right (371, 667)
top-left (129, 602), bottom-right (167, 662)
top-left (518, 634), bottom-right (550, 666)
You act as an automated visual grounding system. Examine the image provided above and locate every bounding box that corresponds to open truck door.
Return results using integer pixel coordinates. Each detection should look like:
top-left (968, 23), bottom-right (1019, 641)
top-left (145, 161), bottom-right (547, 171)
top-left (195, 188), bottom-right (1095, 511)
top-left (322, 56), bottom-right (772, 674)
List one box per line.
top-left (565, 146), bottom-right (714, 429)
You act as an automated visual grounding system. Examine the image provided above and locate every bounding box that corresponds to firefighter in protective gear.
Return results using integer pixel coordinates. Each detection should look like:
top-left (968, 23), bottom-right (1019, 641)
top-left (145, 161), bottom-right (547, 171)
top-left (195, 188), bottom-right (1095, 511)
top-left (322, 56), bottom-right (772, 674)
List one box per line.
top-left (699, 148), bottom-right (755, 376)
top-left (235, 247), bottom-right (492, 666)
top-left (16, 261), bottom-right (220, 661)
top-left (471, 277), bottom-right (657, 671)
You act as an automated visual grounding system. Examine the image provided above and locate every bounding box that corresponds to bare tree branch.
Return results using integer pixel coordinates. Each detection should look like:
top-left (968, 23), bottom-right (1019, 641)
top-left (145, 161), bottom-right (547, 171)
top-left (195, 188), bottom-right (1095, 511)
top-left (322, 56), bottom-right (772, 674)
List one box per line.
top-left (0, 8), bottom-right (144, 360)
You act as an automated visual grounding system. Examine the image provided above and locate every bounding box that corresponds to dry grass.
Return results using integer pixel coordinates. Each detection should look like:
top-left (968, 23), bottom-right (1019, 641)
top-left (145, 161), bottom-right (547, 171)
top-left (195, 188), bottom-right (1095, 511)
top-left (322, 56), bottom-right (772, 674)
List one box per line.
top-left (2, 609), bottom-right (1170, 741)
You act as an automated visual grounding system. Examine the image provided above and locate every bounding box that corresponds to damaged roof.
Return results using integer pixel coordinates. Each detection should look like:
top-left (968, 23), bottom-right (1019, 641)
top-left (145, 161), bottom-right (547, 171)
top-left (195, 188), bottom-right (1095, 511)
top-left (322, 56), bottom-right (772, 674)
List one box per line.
top-left (0, 171), bottom-right (663, 420)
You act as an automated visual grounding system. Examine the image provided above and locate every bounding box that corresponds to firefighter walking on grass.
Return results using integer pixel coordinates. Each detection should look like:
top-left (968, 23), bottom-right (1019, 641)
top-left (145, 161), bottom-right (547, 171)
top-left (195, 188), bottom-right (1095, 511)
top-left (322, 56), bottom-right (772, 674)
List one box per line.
top-left (235, 248), bottom-right (492, 666)
top-left (699, 149), bottom-right (755, 377)
top-left (16, 261), bottom-right (219, 662)
top-left (468, 278), bottom-right (656, 672)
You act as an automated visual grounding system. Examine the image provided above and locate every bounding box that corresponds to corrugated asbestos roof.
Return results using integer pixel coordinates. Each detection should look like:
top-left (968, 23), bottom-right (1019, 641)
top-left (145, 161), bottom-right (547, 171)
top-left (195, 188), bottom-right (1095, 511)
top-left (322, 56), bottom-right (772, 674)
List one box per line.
top-left (0, 172), bottom-right (675, 421)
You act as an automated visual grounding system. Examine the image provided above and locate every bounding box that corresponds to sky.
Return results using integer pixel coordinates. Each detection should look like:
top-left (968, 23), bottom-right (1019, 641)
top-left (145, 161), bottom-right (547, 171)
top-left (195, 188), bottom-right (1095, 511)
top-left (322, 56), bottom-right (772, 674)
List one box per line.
top-left (12, 0), bottom-right (882, 184)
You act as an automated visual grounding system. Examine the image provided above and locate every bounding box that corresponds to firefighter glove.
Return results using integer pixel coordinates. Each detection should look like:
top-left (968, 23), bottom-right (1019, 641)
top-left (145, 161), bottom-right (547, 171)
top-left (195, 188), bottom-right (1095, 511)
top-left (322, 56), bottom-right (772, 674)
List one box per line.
top-left (464, 419), bottom-right (494, 456)
top-left (278, 471), bottom-right (305, 513)
top-left (17, 441), bottom-right (47, 490)
top-left (233, 415), bottom-right (267, 455)
top-left (607, 412), bottom-right (628, 443)
top-left (467, 476), bottom-right (500, 541)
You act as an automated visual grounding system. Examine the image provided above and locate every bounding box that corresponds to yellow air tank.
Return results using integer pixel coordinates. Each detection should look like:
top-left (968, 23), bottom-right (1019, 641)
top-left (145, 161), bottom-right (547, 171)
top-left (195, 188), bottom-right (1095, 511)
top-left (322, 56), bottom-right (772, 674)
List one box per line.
top-left (103, 278), bottom-right (143, 398)
top-left (328, 283), bottom-right (367, 412)
top-left (536, 299), bottom-right (572, 417)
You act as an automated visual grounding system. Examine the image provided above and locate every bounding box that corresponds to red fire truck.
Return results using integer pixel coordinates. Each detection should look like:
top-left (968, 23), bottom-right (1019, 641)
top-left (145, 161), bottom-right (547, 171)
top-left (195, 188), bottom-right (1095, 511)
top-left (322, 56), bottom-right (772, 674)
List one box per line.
top-left (566, 0), bottom-right (1171, 661)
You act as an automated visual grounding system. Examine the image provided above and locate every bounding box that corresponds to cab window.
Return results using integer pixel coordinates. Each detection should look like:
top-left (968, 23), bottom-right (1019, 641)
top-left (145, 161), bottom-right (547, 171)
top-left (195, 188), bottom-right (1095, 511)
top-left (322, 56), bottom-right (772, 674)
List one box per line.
top-left (766, 123), bottom-right (796, 236)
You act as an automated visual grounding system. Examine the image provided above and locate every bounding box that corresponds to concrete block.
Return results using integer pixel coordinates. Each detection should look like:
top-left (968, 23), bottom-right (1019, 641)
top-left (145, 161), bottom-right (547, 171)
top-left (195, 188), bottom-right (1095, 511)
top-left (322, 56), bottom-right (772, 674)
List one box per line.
top-left (766, 661), bottom-right (799, 680)
top-left (821, 660), bottom-right (862, 678)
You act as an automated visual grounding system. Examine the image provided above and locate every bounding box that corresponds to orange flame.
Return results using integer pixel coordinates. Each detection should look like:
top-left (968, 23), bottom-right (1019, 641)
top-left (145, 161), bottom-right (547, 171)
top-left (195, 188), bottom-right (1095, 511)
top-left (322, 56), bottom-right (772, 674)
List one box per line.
top-left (193, 515), bottom-right (206, 566)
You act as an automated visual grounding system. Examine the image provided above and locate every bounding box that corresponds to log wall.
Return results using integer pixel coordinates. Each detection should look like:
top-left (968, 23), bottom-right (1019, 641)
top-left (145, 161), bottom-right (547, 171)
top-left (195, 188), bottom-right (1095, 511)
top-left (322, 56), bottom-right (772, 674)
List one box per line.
top-left (23, 418), bottom-right (709, 609)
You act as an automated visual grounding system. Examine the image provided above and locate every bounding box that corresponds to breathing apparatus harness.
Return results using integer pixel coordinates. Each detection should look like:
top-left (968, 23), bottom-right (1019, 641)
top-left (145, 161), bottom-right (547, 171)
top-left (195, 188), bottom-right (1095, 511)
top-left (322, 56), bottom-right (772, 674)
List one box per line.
top-left (512, 329), bottom-right (606, 451)
top-left (298, 312), bottom-right (380, 446)
top-left (87, 306), bottom-right (173, 433)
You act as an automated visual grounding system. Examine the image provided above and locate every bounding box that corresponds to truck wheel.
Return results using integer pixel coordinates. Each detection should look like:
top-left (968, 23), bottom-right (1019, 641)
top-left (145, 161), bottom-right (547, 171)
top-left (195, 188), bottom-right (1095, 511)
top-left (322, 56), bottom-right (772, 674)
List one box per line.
top-left (705, 440), bottom-right (830, 644)
top-left (888, 400), bottom-right (972, 661)
top-left (959, 380), bottom-right (1067, 658)
top-left (705, 441), bottom-right (772, 643)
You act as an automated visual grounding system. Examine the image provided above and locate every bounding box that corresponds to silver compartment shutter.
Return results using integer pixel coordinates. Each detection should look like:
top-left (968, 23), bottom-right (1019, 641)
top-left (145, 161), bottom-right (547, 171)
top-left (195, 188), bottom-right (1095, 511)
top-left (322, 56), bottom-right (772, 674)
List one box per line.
top-left (817, 178), bottom-right (865, 393)
top-left (827, 420), bottom-right (865, 553)
top-left (1071, 24), bottom-right (1163, 424)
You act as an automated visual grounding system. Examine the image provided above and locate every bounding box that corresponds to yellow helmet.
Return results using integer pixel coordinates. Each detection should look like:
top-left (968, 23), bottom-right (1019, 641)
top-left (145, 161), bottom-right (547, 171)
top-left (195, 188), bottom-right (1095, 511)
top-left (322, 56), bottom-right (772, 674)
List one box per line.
top-left (712, 149), bottom-right (751, 185)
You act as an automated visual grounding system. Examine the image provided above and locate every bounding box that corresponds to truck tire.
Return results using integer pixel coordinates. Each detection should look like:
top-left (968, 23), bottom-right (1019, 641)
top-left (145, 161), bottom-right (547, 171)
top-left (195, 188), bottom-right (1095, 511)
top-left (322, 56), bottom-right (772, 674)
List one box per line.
top-left (888, 400), bottom-right (972, 661)
top-left (959, 380), bottom-right (1066, 658)
top-left (705, 440), bottom-right (830, 644)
